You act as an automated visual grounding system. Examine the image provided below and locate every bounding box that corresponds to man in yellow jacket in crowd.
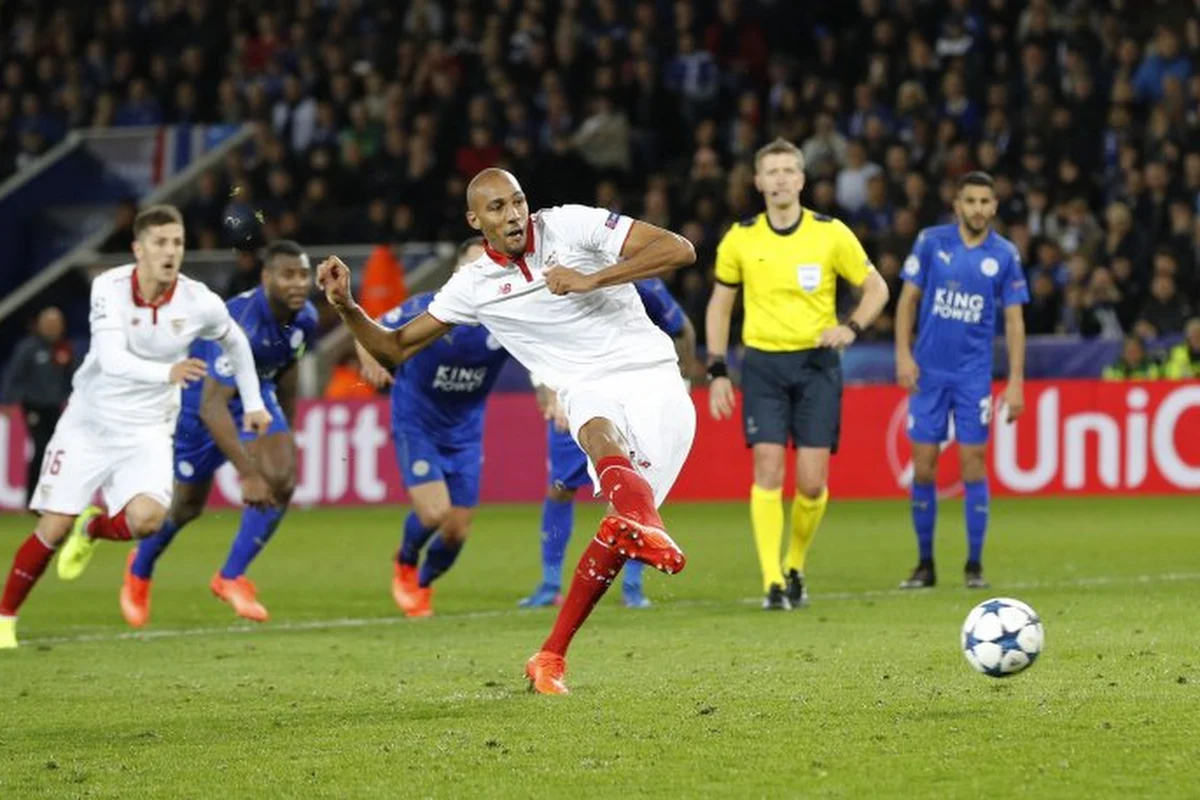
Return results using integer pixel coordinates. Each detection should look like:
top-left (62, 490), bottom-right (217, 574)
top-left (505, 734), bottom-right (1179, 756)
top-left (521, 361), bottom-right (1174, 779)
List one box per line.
top-left (1164, 318), bottom-right (1200, 379)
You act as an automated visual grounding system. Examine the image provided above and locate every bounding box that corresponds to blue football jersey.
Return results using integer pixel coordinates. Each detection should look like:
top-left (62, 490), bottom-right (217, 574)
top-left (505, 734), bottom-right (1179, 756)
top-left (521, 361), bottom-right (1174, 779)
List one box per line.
top-left (634, 278), bottom-right (686, 338)
top-left (902, 224), bottom-right (1029, 381)
top-left (381, 293), bottom-right (510, 446)
top-left (180, 286), bottom-right (318, 417)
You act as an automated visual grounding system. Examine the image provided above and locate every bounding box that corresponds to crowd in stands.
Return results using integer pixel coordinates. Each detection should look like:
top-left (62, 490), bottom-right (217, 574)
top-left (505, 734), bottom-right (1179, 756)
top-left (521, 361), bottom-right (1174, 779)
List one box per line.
top-left (2, 0), bottom-right (1200, 349)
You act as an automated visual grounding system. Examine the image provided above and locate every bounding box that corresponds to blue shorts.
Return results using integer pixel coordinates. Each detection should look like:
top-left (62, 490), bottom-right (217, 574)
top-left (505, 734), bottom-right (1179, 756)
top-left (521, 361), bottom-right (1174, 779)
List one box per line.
top-left (174, 394), bottom-right (290, 484)
top-left (547, 423), bottom-right (590, 491)
top-left (392, 425), bottom-right (483, 508)
top-left (908, 378), bottom-right (993, 446)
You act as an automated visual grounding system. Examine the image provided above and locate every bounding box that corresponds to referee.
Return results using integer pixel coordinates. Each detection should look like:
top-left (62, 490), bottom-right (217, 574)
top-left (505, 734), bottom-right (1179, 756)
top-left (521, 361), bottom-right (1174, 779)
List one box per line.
top-left (705, 139), bottom-right (889, 610)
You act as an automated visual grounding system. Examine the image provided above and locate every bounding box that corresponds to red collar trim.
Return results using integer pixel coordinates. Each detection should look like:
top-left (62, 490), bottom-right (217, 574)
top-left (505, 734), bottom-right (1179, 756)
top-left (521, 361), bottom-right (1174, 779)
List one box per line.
top-left (131, 269), bottom-right (178, 308)
top-left (483, 217), bottom-right (536, 268)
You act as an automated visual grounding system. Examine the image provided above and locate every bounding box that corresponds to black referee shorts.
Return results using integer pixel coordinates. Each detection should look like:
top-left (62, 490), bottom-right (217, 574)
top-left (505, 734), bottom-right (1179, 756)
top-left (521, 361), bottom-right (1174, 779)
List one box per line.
top-left (741, 347), bottom-right (843, 452)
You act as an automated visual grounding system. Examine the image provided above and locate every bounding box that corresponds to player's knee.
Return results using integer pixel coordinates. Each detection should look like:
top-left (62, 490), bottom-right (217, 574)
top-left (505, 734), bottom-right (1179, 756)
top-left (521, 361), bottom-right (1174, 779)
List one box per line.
top-left (753, 465), bottom-right (785, 491)
top-left (795, 478), bottom-right (826, 501)
top-left (267, 471), bottom-right (297, 506)
top-left (415, 504), bottom-right (450, 530)
top-left (126, 499), bottom-right (168, 537)
top-left (547, 484), bottom-right (575, 503)
top-left (171, 501), bottom-right (202, 528)
top-left (441, 516), bottom-right (471, 545)
top-left (912, 463), bottom-right (938, 485)
top-left (35, 514), bottom-right (74, 546)
top-left (960, 450), bottom-right (988, 483)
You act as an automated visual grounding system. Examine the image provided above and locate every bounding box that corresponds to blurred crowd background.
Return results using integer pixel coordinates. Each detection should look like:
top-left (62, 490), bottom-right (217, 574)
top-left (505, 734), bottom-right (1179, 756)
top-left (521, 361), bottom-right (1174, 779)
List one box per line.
top-left (2, 0), bottom-right (1199, 352)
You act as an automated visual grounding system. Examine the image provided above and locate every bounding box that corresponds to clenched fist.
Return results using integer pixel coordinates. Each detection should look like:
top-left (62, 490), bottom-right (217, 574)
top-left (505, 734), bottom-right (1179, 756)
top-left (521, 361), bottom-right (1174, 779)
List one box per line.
top-left (317, 255), bottom-right (354, 310)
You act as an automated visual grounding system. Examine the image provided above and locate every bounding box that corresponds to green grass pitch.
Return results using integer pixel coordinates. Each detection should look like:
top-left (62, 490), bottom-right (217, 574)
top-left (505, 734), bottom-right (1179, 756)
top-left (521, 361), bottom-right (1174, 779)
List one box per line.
top-left (1, 496), bottom-right (1198, 798)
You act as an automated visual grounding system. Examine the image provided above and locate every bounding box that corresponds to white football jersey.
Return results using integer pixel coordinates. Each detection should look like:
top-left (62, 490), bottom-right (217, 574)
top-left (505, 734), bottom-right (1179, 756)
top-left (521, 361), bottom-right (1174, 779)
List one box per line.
top-left (427, 205), bottom-right (678, 390)
top-left (72, 264), bottom-right (232, 427)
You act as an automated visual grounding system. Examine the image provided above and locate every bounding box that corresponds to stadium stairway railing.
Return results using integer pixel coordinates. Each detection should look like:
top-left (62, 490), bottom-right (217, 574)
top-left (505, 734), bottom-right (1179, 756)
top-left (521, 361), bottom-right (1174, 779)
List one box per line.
top-left (0, 124), bottom-right (254, 369)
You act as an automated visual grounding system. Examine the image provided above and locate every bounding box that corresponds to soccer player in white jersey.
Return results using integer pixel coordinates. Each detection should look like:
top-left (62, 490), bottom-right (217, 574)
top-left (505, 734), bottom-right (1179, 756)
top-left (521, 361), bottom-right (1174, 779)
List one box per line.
top-left (317, 168), bottom-right (697, 694)
top-left (0, 205), bottom-right (268, 649)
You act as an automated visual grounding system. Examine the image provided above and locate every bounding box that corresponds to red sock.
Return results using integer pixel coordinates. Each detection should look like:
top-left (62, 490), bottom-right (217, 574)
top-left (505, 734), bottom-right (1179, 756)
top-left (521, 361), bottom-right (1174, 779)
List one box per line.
top-left (541, 536), bottom-right (628, 656)
top-left (596, 455), bottom-right (663, 529)
top-left (0, 533), bottom-right (56, 616)
top-left (86, 510), bottom-right (133, 541)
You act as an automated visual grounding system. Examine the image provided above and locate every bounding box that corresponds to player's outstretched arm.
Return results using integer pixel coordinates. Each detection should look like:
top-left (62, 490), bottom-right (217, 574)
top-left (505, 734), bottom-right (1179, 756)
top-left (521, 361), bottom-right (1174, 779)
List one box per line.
top-left (212, 321), bottom-right (266, 417)
top-left (318, 256), bottom-right (451, 370)
top-left (894, 282), bottom-right (922, 391)
top-left (1002, 305), bottom-right (1026, 422)
top-left (197, 377), bottom-right (273, 507)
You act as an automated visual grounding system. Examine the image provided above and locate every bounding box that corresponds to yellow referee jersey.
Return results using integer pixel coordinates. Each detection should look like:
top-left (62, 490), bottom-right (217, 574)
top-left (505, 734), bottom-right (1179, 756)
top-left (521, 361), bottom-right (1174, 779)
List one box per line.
top-left (714, 209), bottom-right (873, 352)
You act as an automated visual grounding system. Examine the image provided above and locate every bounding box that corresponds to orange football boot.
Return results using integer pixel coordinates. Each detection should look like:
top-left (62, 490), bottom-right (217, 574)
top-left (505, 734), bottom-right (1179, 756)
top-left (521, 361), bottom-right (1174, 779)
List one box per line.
top-left (119, 550), bottom-right (151, 628)
top-left (525, 651), bottom-right (569, 695)
top-left (392, 562), bottom-right (433, 617)
top-left (209, 573), bottom-right (269, 622)
top-left (597, 515), bottom-right (687, 575)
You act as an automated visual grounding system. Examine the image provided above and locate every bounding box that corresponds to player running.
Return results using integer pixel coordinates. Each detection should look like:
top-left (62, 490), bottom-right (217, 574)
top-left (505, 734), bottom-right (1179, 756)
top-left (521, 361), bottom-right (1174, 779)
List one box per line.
top-left (895, 171), bottom-right (1028, 590)
top-left (356, 238), bottom-right (511, 619)
top-left (519, 277), bottom-right (698, 610)
top-left (0, 205), bottom-right (266, 649)
top-left (119, 240), bottom-right (317, 626)
top-left (319, 167), bottom-right (697, 694)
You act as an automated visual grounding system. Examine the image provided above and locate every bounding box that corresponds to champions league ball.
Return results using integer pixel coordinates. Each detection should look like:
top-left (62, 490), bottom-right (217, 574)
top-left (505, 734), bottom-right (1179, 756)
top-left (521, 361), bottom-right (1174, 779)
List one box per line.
top-left (961, 597), bottom-right (1044, 677)
top-left (222, 200), bottom-right (265, 250)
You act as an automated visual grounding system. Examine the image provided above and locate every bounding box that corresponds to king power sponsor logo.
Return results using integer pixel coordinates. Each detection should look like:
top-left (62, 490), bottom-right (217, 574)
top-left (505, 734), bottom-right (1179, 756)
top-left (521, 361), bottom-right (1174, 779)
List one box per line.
top-left (931, 288), bottom-right (985, 324)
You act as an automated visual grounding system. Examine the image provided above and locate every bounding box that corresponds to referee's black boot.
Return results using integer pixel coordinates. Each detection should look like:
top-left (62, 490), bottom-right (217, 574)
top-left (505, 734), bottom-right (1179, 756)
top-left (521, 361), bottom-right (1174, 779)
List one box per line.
top-left (762, 583), bottom-right (792, 610)
top-left (964, 561), bottom-right (990, 589)
top-left (899, 560), bottom-right (936, 589)
top-left (784, 569), bottom-right (809, 608)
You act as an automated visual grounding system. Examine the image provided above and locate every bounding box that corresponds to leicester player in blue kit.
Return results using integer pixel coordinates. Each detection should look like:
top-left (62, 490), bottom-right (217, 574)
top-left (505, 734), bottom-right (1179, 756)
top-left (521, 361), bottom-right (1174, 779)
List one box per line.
top-left (120, 241), bottom-right (317, 625)
top-left (519, 277), bottom-right (698, 609)
top-left (894, 172), bottom-right (1028, 590)
top-left (356, 238), bottom-right (510, 618)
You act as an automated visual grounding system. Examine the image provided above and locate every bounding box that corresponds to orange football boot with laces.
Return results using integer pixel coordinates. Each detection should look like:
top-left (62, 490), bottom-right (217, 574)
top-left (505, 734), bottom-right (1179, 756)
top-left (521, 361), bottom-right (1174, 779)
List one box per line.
top-left (596, 515), bottom-right (687, 575)
top-left (525, 651), bottom-right (569, 695)
top-left (209, 573), bottom-right (269, 622)
top-left (119, 550), bottom-right (151, 628)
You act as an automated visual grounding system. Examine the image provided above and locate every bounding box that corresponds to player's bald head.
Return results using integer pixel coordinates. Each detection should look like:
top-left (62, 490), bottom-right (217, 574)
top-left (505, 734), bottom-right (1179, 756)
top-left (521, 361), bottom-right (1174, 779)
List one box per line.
top-left (465, 168), bottom-right (531, 258)
top-left (466, 168), bottom-right (522, 212)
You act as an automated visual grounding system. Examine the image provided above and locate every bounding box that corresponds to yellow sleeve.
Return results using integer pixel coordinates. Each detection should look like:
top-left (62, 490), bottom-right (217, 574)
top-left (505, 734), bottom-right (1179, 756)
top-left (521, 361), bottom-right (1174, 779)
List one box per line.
top-left (831, 220), bottom-right (872, 287)
top-left (714, 226), bottom-right (743, 286)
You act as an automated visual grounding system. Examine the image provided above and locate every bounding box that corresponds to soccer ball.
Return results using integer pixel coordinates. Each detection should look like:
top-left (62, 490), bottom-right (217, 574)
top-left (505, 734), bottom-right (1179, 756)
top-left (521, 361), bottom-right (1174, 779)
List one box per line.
top-left (960, 597), bottom-right (1044, 677)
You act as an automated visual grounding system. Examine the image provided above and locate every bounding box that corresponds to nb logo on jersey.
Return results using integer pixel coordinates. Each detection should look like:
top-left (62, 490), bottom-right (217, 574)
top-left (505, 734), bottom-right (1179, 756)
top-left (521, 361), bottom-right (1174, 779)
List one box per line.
top-left (932, 288), bottom-right (984, 324)
top-left (937, 250), bottom-right (952, 265)
top-left (499, 283), bottom-right (512, 295)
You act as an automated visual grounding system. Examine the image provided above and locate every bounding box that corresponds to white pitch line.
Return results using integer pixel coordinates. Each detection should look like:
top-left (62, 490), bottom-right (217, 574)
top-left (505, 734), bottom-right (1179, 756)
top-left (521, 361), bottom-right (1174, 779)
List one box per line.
top-left (20, 571), bottom-right (1200, 647)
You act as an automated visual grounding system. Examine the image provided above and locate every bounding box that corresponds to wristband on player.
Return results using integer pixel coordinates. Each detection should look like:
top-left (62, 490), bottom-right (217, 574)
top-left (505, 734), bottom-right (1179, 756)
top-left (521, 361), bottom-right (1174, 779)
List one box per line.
top-left (707, 360), bottom-right (729, 380)
top-left (846, 320), bottom-right (863, 338)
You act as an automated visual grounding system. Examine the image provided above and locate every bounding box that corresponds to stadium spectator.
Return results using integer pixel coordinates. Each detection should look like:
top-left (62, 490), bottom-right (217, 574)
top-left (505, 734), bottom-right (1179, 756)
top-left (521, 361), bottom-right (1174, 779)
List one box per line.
top-left (0, 0), bottom-right (1198, 345)
top-left (1164, 317), bottom-right (1200, 377)
top-left (0, 307), bottom-right (76, 506)
top-left (1103, 334), bottom-right (1163, 380)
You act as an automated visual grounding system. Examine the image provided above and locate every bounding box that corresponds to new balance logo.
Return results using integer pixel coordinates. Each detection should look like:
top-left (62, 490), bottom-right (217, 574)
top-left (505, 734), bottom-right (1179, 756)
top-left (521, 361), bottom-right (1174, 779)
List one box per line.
top-left (499, 283), bottom-right (512, 295)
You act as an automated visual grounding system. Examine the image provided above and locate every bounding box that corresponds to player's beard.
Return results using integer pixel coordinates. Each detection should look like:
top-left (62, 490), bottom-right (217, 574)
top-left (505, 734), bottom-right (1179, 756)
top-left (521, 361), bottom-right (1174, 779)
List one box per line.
top-left (963, 217), bottom-right (990, 237)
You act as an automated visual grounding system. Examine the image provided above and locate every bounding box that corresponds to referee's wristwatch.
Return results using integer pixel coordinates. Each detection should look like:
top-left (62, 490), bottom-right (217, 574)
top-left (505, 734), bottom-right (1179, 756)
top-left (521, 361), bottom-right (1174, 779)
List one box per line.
top-left (846, 320), bottom-right (863, 339)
